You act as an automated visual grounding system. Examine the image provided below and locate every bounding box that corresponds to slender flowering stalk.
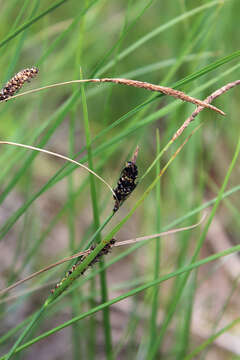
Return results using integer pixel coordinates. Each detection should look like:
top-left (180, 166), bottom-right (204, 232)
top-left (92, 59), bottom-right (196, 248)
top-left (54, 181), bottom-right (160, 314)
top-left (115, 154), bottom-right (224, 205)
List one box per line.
top-left (0, 76), bottom-right (225, 116)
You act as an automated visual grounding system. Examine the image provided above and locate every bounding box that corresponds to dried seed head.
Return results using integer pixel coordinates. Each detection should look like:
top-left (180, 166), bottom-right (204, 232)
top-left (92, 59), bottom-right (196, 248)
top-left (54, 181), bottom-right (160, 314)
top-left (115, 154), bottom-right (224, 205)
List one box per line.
top-left (0, 67), bottom-right (39, 101)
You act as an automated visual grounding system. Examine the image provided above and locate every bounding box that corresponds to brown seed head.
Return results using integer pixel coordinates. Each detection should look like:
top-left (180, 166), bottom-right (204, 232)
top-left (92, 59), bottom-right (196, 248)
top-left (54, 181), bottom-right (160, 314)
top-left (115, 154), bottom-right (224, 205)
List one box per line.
top-left (0, 67), bottom-right (39, 101)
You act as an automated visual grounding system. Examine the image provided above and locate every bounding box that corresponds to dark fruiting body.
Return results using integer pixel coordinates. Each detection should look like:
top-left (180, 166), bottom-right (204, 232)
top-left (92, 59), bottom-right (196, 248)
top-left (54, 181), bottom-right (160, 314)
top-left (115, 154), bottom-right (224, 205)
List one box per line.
top-left (0, 67), bottom-right (39, 101)
top-left (51, 239), bottom-right (116, 293)
top-left (113, 161), bottom-right (138, 212)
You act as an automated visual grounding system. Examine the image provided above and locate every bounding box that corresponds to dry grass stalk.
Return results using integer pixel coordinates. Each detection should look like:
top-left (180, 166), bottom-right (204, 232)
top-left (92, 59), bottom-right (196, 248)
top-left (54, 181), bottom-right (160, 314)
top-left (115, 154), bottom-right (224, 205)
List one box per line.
top-left (172, 80), bottom-right (240, 141)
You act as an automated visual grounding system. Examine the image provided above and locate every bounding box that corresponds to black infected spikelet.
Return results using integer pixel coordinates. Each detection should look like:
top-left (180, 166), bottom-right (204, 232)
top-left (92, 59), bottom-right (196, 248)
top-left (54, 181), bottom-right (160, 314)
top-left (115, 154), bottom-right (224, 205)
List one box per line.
top-left (51, 239), bottom-right (116, 294)
top-left (88, 238), bottom-right (116, 267)
top-left (113, 147), bottom-right (139, 212)
top-left (0, 67), bottom-right (39, 101)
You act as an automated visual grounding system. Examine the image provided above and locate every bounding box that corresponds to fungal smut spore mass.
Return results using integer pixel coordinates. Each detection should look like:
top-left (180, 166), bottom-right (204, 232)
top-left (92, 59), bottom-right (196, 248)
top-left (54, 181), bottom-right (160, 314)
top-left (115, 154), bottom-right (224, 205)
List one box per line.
top-left (113, 159), bottom-right (138, 212)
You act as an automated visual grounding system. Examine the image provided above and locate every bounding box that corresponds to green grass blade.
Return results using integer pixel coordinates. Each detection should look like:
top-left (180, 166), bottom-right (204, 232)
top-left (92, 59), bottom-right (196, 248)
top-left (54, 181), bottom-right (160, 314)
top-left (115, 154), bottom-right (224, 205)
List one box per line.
top-left (96, 0), bottom-right (223, 76)
top-left (0, 0), bottom-right (68, 49)
top-left (184, 318), bottom-right (240, 360)
top-left (81, 76), bottom-right (113, 359)
top-left (148, 136), bottom-right (240, 359)
top-left (4, 242), bottom-right (240, 359)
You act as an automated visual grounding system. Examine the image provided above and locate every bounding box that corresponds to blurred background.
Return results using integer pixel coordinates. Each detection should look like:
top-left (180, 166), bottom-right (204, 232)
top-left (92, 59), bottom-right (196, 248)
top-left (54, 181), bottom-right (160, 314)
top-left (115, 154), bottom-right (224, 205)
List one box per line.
top-left (0, 1), bottom-right (240, 359)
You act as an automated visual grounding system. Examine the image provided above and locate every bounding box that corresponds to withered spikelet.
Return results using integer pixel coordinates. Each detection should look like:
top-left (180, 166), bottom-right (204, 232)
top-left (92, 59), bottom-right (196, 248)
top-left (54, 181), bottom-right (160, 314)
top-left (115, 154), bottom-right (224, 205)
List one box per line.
top-left (0, 67), bottom-right (39, 101)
